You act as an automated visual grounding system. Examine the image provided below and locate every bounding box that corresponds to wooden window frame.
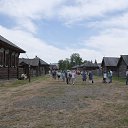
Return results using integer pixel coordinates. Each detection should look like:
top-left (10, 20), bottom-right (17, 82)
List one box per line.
top-left (0, 48), bottom-right (4, 67)
top-left (15, 53), bottom-right (19, 67)
top-left (11, 52), bottom-right (15, 67)
top-left (5, 50), bottom-right (9, 67)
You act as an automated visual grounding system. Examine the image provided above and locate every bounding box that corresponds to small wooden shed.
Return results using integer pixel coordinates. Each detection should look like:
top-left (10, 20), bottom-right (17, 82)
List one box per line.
top-left (19, 56), bottom-right (49, 77)
top-left (79, 61), bottom-right (99, 71)
top-left (117, 55), bottom-right (128, 78)
top-left (0, 35), bottom-right (25, 79)
top-left (101, 57), bottom-right (119, 76)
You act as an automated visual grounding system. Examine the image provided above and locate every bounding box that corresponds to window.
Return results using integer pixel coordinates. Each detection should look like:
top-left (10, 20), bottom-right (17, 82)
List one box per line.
top-left (15, 53), bottom-right (19, 67)
top-left (5, 50), bottom-right (9, 67)
top-left (0, 48), bottom-right (4, 67)
top-left (11, 52), bottom-right (15, 67)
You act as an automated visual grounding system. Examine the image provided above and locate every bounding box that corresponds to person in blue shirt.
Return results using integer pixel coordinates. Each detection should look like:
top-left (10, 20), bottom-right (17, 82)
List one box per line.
top-left (81, 70), bottom-right (87, 83)
top-left (88, 71), bottom-right (94, 83)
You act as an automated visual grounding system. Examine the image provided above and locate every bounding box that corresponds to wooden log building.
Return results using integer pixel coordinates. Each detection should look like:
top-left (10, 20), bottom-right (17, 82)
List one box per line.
top-left (19, 56), bottom-right (49, 77)
top-left (79, 61), bottom-right (99, 71)
top-left (117, 55), bottom-right (128, 78)
top-left (0, 35), bottom-right (25, 79)
top-left (101, 57), bottom-right (119, 76)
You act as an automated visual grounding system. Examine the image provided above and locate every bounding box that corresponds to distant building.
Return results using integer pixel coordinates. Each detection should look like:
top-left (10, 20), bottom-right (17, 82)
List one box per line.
top-left (79, 61), bottom-right (99, 71)
top-left (117, 55), bottom-right (128, 78)
top-left (72, 61), bottom-right (99, 75)
top-left (19, 56), bottom-right (49, 77)
top-left (49, 63), bottom-right (59, 70)
top-left (0, 35), bottom-right (25, 79)
top-left (101, 57), bottom-right (119, 76)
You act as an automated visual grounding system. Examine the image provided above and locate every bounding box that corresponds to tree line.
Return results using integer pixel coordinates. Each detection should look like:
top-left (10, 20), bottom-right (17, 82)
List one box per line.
top-left (58, 53), bottom-right (88, 70)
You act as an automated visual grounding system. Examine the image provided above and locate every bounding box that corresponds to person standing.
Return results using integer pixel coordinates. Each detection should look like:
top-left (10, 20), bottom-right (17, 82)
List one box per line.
top-left (108, 69), bottom-right (113, 83)
top-left (103, 71), bottom-right (107, 83)
top-left (126, 69), bottom-right (128, 85)
top-left (61, 71), bottom-right (65, 82)
top-left (89, 71), bottom-right (94, 83)
top-left (71, 70), bottom-right (76, 85)
top-left (81, 70), bottom-right (87, 84)
top-left (65, 71), bottom-right (69, 84)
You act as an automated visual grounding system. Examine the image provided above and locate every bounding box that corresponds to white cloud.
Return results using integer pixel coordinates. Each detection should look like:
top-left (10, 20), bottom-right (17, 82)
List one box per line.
top-left (0, 0), bottom-right (66, 33)
top-left (0, 0), bottom-right (128, 64)
top-left (0, 25), bottom-right (102, 63)
top-left (59, 0), bottom-right (128, 24)
top-left (0, 0), bottom-right (64, 19)
top-left (1, 0), bottom-right (128, 29)
top-left (89, 12), bottom-right (128, 30)
top-left (84, 28), bottom-right (128, 58)
top-left (0, 0), bottom-right (128, 30)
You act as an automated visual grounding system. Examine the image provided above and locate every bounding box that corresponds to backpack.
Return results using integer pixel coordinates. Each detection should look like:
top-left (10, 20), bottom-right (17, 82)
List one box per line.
top-left (69, 73), bottom-right (72, 77)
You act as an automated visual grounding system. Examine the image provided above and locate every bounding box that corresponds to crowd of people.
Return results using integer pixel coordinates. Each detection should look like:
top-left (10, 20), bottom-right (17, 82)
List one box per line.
top-left (49, 69), bottom-right (94, 85)
top-left (18, 68), bottom-right (128, 86)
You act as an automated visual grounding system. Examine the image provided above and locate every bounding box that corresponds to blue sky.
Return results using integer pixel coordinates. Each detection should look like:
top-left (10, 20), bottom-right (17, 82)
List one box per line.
top-left (0, 0), bottom-right (128, 63)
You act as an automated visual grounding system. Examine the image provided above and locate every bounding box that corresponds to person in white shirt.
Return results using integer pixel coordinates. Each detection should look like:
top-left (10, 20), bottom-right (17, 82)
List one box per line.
top-left (108, 69), bottom-right (113, 83)
top-left (71, 70), bottom-right (76, 85)
top-left (103, 71), bottom-right (107, 83)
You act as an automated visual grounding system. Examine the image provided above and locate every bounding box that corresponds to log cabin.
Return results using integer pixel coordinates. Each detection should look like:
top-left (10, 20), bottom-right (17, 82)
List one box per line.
top-left (117, 55), bottom-right (128, 78)
top-left (77, 61), bottom-right (99, 72)
top-left (0, 35), bottom-right (25, 79)
top-left (101, 57), bottom-right (119, 76)
top-left (19, 56), bottom-right (49, 77)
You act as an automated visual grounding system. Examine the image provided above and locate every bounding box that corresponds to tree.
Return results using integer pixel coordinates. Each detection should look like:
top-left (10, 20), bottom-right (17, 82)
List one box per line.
top-left (70, 53), bottom-right (82, 67)
top-left (58, 60), bottom-right (64, 70)
top-left (58, 53), bottom-right (83, 70)
top-left (58, 58), bottom-right (70, 70)
top-left (64, 58), bottom-right (71, 70)
top-left (94, 59), bottom-right (97, 64)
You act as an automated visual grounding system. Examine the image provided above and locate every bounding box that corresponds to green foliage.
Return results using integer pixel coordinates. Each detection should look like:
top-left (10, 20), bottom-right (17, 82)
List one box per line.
top-left (58, 58), bottom-right (71, 70)
top-left (70, 53), bottom-right (83, 67)
top-left (58, 53), bottom-right (83, 70)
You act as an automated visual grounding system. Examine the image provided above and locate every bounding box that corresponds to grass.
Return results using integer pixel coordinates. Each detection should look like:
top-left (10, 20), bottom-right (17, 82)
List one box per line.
top-left (1, 75), bottom-right (128, 128)
top-left (112, 76), bottom-right (126, 83)
top-left (120, 118), bottom-right (128, 125)
top-left (0, 75), bottom-right (49, 88)
top-left (95, 75), bottom-right (126, 84)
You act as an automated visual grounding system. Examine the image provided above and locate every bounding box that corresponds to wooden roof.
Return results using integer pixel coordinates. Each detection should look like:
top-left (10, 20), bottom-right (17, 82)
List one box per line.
top-left (72, 65), bottom-right (80, 69)
top-left (75, 61), bottom-right (99, 69)
top-left (19, 57), bottom-right (49, 67)
top-left (101, 57), bottom-right (119, 67)
top-left (117, 55), bottom-right (128, 66)
top-left (80, 61), bottom-right (99, 68)
top-left (0, 35), bottom-right (25, 53)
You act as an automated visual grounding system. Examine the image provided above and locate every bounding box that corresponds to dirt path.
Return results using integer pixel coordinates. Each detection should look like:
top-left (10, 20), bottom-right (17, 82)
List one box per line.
top-left (0, 76), bottom-right (128, 128)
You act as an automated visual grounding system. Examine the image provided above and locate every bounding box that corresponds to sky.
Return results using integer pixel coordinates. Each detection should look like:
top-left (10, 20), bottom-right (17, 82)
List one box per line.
top-left (0, 0), bottom-right (128, 64)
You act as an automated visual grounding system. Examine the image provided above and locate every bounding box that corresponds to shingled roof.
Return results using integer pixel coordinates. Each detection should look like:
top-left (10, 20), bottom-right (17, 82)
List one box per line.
top-left (0, 35), bottom-right (25, 53)
top-left (19, 58), bottom-right (39, 66)
top-left (19, 57), bottom-right (49, 67)
top-left (101, 57), bottom-right (119, 67)
top-left (72, 65), bottom-right (80, 69)
top-left (78, 61), bottom-right (99, 69)
top-left (117, 55), bottom-right (128, 66)
top-left (34, 56), bottom-right (49, 65)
